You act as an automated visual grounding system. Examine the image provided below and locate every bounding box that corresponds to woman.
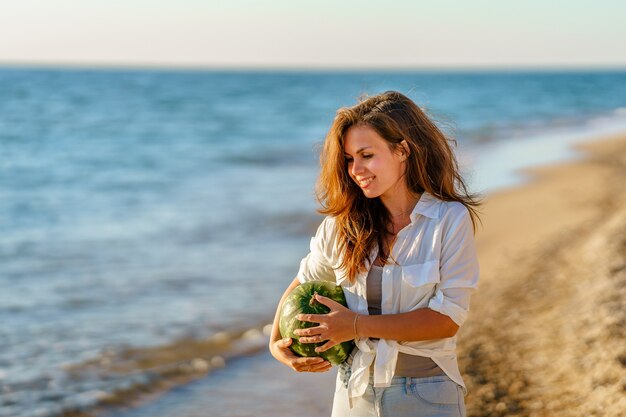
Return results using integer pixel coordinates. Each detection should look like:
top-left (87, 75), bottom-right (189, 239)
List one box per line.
top-left (269, 90), bottom-right (480, 417)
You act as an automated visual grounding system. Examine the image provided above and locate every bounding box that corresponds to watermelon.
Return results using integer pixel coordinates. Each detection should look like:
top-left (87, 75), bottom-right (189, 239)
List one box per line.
top-left (279, 281), bottom-right (355, 365)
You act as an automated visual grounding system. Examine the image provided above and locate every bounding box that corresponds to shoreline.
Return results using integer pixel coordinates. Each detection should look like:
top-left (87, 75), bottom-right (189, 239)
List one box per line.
top-left (60, 131), bottom-right (626, 417)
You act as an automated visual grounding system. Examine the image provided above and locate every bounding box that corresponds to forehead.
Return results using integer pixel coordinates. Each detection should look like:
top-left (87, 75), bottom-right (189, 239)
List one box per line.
top-left (343, 125), bottom-right (389, 154)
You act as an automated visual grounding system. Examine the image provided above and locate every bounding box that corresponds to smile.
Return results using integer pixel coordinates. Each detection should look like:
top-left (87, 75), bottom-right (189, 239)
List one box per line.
top-left (357, 177), bottom-right (374, 188)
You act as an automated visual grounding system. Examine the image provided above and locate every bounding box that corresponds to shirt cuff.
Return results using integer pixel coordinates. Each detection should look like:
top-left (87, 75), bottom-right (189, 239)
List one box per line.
top-left (427, 288), bottom-right (469, 327)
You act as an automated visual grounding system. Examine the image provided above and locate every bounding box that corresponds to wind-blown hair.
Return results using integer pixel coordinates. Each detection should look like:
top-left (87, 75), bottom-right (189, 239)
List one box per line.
top-left (316, 90), bottom-right (481, 283)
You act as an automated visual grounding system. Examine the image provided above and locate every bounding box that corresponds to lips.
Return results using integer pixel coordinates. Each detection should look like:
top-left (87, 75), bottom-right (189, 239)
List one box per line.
top-left (357, 176), bottom-right (374, 188)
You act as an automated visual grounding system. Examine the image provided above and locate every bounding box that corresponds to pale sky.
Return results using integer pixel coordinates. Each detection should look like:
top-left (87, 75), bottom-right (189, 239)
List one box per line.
top-left (1, 0), bottom-right (625, 69)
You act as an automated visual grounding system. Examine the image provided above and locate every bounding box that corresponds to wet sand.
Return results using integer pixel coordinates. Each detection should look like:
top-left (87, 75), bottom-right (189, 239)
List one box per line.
top-left (66, 132), bottom-right (626, 417)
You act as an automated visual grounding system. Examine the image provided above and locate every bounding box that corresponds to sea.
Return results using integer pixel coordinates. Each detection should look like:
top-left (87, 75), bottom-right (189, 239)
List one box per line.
top-left (1, 67), bottom-right (626, 417)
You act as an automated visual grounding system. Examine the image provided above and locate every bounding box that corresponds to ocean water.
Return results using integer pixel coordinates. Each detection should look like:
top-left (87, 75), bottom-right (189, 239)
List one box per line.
top-left (1, 68), bottom-right (626, 416)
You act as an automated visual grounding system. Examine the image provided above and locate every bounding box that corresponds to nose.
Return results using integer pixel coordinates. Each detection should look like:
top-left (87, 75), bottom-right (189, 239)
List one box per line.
top-left (350, 158), bottom-right (363, 177)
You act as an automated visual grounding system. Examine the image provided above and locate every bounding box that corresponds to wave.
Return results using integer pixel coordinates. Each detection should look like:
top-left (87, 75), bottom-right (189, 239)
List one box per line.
top-left (0, 321), bottom-right (274, 417)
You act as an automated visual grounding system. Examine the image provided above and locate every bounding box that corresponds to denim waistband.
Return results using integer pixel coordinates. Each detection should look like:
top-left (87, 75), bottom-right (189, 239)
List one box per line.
top-left (370, 373), bottom-right (453, 386)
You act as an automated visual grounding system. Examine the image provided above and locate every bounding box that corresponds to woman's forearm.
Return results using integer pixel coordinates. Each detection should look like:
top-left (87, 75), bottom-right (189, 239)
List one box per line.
top-left (269, 277), bottom-right (301, 346)
top-left (357, 308), bottom-right (459, 342)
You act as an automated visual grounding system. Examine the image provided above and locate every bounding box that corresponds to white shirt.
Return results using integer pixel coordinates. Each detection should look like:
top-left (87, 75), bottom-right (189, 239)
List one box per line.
top-left (296, 191), bottom-right (479, 403)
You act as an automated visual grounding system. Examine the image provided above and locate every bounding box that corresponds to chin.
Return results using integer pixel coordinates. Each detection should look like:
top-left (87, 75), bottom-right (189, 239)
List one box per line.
top-left (362, 189), bottom-right (381, 199)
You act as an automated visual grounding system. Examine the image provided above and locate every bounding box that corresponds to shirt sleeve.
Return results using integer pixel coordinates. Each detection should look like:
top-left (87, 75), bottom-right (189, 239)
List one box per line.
top-left (428, 204), bottom-right (480, 327)
top-left (296, 217), bottom-right (337, 284)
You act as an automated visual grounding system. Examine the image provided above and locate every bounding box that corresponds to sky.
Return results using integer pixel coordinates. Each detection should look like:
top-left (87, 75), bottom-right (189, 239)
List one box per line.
top-left (1, 0), bottom-right (625, 69)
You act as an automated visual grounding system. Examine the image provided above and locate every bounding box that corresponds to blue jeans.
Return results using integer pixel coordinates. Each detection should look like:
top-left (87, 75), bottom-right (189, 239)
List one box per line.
top-left (331, 363), bottom-right (466, 417)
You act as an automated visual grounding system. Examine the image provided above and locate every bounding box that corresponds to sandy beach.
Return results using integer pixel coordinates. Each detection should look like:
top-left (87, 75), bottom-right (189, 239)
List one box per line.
top-left (459, 132), bottom-right (626, 416)
top-left (70, 132), bottom-right (626, 417)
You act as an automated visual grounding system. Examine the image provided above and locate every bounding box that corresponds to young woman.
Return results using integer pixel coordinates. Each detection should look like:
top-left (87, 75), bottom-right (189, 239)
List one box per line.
top-left (269, 90), bottom-right (480, 417)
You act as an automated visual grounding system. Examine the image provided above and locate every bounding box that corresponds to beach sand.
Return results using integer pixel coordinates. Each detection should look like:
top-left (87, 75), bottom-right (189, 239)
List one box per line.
top-left (458, 133), bottom-right (626, 416)
top-left (82, 132), bottom-right (626, 417)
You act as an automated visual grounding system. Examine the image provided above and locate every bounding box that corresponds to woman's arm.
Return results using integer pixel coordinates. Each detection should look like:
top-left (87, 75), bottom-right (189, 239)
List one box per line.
top-left (294, 294), bottom-right (458, 352)
top-left (356, 307), bottom-right (459, 340)
top-left (268, 277), bottom-right (333, 372)
top-left (269, 277), bottom-right (300, 347)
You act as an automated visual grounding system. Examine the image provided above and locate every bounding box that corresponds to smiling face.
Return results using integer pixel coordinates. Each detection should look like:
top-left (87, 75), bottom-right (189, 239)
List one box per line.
top-left (343, 124), bottom-right (409, 202)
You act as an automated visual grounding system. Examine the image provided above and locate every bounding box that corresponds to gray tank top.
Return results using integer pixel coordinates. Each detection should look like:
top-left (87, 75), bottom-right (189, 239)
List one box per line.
top-left (363, 265), bottom-right (445, 377)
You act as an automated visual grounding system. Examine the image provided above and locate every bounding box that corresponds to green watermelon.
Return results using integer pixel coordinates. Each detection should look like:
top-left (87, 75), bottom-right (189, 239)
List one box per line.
top-left (279, 281), bottom-right (355, 365)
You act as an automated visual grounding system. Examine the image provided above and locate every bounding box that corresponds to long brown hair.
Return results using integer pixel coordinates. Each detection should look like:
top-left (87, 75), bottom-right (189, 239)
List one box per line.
top-left (316, 90), bottom-right (481, 283)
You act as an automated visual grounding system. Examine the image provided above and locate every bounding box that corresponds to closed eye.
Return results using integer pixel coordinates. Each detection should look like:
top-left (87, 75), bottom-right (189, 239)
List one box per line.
top-left (344, 154), bottom-right (372, 161)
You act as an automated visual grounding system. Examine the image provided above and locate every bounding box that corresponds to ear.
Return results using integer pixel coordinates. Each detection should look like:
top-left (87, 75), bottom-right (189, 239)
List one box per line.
top-left (399, 140), bottom-right (410, 160)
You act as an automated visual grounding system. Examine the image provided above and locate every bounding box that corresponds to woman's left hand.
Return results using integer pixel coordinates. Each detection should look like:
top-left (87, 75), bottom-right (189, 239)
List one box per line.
top-left (294, 294), bottom-right (358, 352)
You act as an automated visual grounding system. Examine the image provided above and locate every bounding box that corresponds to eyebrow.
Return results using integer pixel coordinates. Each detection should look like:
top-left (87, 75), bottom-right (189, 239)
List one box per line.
top-left (344, 146), bottom-right (372, 156)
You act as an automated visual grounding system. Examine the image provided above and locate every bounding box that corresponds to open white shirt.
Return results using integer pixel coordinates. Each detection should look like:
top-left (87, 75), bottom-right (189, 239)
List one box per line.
top-left (296, 191), bottom-right (479, 403)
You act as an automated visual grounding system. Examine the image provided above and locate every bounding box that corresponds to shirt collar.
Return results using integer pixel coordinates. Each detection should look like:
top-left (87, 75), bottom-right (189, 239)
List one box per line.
top-left (410, 191), bottom-right (441, 220)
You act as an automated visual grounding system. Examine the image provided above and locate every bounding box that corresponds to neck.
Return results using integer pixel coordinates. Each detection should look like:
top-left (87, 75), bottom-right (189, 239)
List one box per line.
top-left (381, 191), bottom-right (422, 218)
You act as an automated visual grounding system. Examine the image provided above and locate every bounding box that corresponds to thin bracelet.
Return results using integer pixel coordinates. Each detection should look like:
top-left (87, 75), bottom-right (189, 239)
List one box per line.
top-left (353, 314), bottom-right (360, 339)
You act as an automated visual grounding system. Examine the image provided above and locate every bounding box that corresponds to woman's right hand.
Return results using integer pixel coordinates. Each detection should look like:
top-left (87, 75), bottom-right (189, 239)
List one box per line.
top-left (270, 337), bottom-right (332, 373)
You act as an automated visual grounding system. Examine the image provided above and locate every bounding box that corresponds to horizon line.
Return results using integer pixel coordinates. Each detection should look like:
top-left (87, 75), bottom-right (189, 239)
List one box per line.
top-left (1, 60), bottom-right (626, 73)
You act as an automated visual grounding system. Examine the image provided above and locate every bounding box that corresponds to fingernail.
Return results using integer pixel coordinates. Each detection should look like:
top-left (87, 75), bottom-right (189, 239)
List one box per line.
top-left (283, 337), bottom-right (290, 343)
top-left (296, 315), bottom-right (302, 320)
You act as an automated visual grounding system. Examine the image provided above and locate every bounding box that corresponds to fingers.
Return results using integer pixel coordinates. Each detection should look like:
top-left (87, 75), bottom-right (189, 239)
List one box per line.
top-left (292, 357), bottom-right (332, 373)
top-left (312, 294), bottom-right (342, 309)
top-left (315, 340), bottom-right (338, 353)
top-left (294, 326), bottom-right (324, 337)
top-left (305, 361), bottom-right (333, 372)
top-left (294, 327), bottom-right (333, 345)
top-left (275, 337), bottom-right (293, 349)
top-left (293, 327), bottom-right (328, 344)
top-left (296, 313), bottom-right (328, 324)
top-left (271, 338), bottom-right (332, 372)
top-left (296, 295), bottom-right (347, 324)
top-left (271, 338), bottom-right (299, 360)
top-left (297, 334), bottom-right (326, 344)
